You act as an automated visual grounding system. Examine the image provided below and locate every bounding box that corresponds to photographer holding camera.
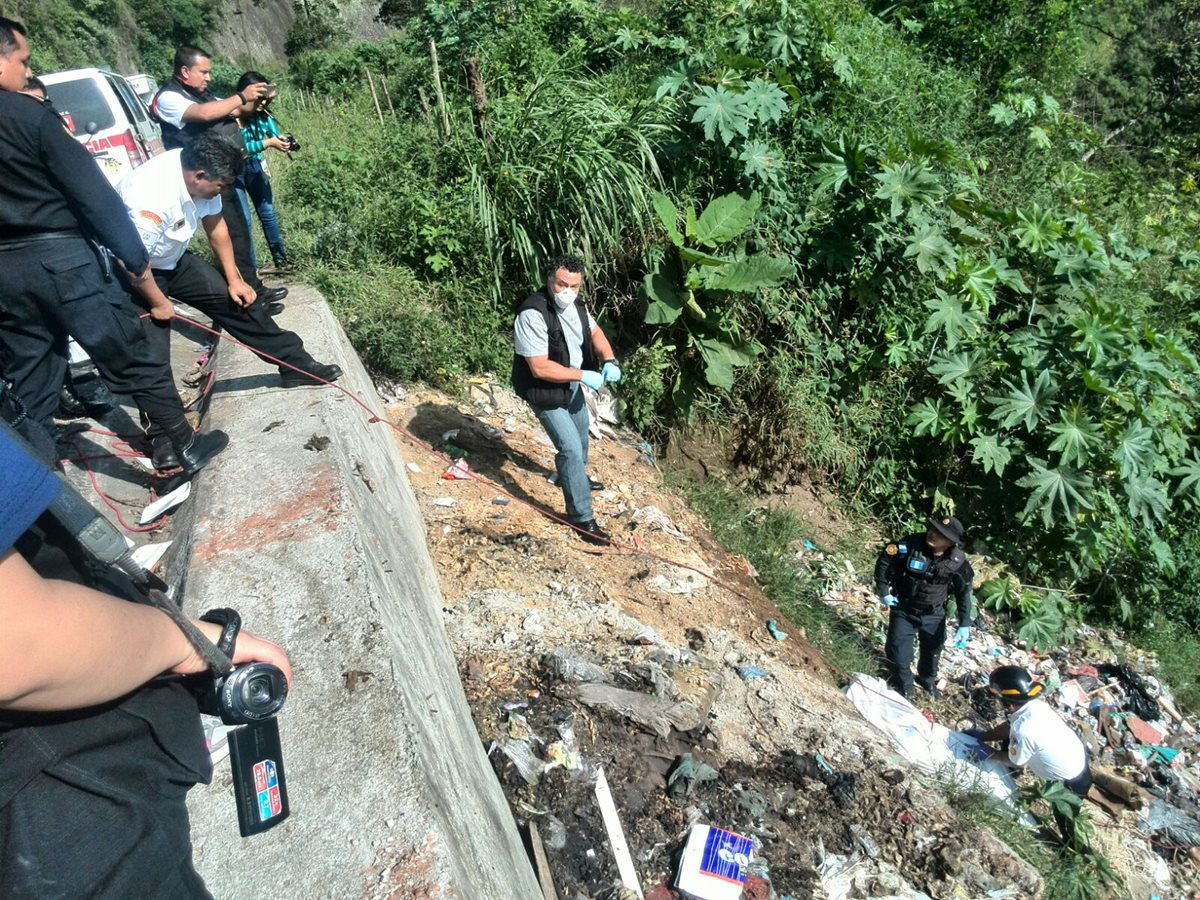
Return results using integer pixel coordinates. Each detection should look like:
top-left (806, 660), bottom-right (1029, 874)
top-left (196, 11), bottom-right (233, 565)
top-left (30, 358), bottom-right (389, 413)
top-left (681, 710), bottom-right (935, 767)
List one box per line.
top-left (235, 71), bottom-right (296, 270)
top-left (0, 416), bottom-right (292, 897)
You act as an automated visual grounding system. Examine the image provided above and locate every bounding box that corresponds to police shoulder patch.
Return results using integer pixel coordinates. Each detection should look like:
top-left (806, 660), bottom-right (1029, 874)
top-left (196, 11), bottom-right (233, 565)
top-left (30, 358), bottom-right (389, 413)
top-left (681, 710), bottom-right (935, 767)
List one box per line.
top-left (137, 209), bottom-right (164, 226)
top-left (885, 543), bottom-right (898, 556)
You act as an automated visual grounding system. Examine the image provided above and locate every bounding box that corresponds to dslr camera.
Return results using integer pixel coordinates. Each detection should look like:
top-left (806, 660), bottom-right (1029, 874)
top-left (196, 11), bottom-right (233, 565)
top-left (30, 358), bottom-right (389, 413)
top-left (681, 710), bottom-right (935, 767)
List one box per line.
top-left (283, 134), bottom-right (301, 153)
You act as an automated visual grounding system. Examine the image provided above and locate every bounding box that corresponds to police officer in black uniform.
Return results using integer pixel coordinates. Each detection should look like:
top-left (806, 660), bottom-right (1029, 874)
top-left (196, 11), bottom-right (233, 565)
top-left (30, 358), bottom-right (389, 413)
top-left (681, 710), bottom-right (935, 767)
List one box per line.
top-left (874, 516), bottom-right (974, 698)
top-left (0, 18), bottom-right (226, 473)
top-left (149, 45), bottom-right (284, 306)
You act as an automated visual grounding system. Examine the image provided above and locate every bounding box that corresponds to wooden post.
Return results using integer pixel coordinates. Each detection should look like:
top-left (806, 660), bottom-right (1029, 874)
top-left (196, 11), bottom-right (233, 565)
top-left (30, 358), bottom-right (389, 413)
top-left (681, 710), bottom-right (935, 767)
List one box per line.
top-left (417, 87), bottom-right (434, 129)
top-left (380, 76), bottom-right (395, 116)
top-left (364, 68), bottom-right (385, 125)
top-left (464, 57), bottom-right (489, 144)
top-left (428, 38), bottom-right (451, 138)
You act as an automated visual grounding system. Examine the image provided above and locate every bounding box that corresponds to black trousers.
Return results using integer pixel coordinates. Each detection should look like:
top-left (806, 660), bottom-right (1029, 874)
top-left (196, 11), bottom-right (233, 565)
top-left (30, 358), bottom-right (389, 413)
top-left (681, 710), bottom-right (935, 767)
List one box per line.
top-left (885, 607), bottom-right (947, 696)
top-left (1, 501), bottom-right (212, 898)
top-left (1053, 760), bottom-right (1094, 847)
top-left (221, 185), bottom-right (265, 294)
top-left (138, 252), bottom-right (316, 431)
top-left (0, 237), bottom-right (193, 455)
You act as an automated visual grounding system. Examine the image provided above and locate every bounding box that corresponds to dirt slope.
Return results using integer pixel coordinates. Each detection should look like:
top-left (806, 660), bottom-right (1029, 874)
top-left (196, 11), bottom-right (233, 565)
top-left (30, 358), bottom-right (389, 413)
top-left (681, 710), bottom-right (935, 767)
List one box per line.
top-left (385, 381), bottom-right (1046, 899)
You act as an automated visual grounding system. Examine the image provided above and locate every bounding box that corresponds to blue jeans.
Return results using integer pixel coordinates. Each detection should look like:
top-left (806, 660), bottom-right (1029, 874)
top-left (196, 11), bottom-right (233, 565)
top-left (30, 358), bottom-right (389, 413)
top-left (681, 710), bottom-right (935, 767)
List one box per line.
top-left (236, 158), bottom-right (286, 264)
top-left (534, 385), bottom-right (592, 524)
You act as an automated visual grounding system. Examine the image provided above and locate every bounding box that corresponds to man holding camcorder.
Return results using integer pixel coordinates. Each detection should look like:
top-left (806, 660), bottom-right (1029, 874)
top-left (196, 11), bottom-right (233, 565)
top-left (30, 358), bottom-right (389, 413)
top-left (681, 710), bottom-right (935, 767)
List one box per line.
top-left (0, 409), bottom-right (292, 897)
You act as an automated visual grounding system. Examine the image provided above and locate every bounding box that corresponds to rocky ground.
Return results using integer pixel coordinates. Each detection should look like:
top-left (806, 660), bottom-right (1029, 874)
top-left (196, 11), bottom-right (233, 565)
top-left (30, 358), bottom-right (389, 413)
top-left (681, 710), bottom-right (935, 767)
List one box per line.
top-left (383, 379), bottom-right (1197, 900)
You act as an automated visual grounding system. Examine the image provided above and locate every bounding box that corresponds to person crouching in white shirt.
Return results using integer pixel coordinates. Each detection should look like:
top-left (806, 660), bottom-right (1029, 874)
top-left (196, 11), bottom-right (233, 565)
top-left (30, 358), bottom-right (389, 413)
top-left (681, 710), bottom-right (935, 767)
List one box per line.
top-left (968, 665), bottom-right (1092, 846)
top-left (115, 132), bottom-right (342, 470)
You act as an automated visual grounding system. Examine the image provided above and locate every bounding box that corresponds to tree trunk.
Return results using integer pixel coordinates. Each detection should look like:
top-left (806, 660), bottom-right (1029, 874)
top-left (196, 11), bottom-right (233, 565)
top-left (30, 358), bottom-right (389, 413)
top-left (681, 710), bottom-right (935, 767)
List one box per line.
top-left (464, 57), bottom-right (490, 146)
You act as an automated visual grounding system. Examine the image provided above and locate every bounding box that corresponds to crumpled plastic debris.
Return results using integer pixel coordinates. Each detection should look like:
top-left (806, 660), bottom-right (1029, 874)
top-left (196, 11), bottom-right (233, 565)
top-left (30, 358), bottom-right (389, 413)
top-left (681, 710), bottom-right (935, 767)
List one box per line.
top-left (631, 504), bottom-right (689, 541)
top-left (1140, 798), bottom-right (1200, 847)
top-left (667, 753), bottom-right (719, 799)
top-left (441, 459), bottom-right (471, 480)
top-left (766, 619), bottom-right (788, 642)
top-left (737, 665), bottom-right (768, 680)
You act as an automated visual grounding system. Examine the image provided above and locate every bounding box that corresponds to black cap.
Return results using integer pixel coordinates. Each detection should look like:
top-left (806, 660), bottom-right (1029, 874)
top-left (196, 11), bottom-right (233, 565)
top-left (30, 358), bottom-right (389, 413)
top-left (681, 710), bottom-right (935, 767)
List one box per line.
top-left (928, 516), bottom-right (964, 545)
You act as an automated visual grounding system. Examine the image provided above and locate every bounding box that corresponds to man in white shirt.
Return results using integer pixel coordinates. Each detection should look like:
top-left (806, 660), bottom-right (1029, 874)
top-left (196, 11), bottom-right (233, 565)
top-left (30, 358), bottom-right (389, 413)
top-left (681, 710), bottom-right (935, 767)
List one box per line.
top-left (149, 44), bottom-right (283, 305)
top-left (511, 254), bottom-right (620, 545)
top-left (117, 133), bottom-right (341, 469)
top-left (970, 665), bottom-right (1092, 845)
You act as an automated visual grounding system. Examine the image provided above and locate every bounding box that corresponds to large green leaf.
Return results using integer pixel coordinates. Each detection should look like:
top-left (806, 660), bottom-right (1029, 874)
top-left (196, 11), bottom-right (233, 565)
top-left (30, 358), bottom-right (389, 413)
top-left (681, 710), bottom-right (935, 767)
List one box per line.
top-left (1113, 421), bottom-right (1156, 480)
top-left (812, 134), bottom-right (870, 195)
top-left (1125, 475), bottom-right (1169, 528)
top-left (741, 79), bottom-right (788, 125)
top-left (970, 433), bottom-right (1013, 476)
top-left (1047, 405), bottom-right (1102, 468)
top-left (905, 225), bottom-right (956, 276)
top-left (694, 191), bottom-right (762, 248)
top-left (929, 350), bottom-right (980, 386)
top-left (988, 369), bottom-right (1056, 432)
top-left (1016, 457), bottom-right (1095, 527)
top-left (651, 193), bottom-right (683, 247)
top-left (643, 267), bottom-right (684, 325)
top-left (906, 398), bottom-right (949, 438)
top-left (923, 289), bottom-right (981, 350)
top-left (696, 335), bottom-right (757, 390)
top-left (1169, 452), bottom-right (1200, 503)
top-left (739, 141), bottom-right (780, 182)
top-left (1014, 204), bottom-right (1061, 252)
top-left (689, 85), bottom-right (751, 145)
top-left (873, 160), bottom-right (942, 218)
top-left (703, 254), bottom-right (795, 293)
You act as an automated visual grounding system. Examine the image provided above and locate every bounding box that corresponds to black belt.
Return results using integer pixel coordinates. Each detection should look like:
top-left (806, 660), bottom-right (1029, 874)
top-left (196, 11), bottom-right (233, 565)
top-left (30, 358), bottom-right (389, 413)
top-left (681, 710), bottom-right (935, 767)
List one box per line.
top-left (0, 229), bottom-right (82, 250)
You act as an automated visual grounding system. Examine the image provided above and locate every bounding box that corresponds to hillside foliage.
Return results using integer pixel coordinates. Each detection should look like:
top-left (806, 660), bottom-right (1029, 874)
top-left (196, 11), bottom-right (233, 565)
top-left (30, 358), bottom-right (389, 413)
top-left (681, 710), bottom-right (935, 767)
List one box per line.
top-left (15, 0), bottom-right (1200, 654)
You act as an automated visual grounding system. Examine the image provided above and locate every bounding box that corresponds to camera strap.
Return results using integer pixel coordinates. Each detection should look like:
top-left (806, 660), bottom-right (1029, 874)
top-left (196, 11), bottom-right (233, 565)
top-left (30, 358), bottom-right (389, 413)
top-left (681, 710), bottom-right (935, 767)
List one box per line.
top-left (0, 415), bottom-right (233, 677)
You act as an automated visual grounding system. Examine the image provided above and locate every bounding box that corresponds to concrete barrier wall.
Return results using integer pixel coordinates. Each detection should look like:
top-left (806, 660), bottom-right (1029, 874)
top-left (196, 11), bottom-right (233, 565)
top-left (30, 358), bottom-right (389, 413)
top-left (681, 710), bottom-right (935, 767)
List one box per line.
top-left (180, 286), bottom-right (540, 899)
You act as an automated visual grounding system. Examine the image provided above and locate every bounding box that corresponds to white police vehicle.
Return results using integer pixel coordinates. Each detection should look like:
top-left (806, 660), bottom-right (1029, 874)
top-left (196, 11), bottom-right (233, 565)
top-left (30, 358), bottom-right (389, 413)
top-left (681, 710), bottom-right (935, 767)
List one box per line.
top-left (39, 68), bottom-right (163, 186)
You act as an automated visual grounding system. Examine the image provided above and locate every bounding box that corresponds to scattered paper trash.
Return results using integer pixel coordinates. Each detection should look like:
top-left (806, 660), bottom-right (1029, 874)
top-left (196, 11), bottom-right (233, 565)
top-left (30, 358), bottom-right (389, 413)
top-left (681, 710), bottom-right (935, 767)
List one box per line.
top-left (406, 462), bottom-right (422, 474)
top-left (491, 497), bottom-right (510, 506)
top-left (129, 540), bottom-right (172, 571)
top-left (430, 497), bottom-right (457, 508)
top-left (675, 823), bottom-right (752, 900)
top-left (139, 481), bottom-right (191, 524)
top-left (442, 459), bottom-right (471, 480)
top-left (441, 429), bottom-right (459, 442)
top-left (766, 619), bottom-right (788, 642)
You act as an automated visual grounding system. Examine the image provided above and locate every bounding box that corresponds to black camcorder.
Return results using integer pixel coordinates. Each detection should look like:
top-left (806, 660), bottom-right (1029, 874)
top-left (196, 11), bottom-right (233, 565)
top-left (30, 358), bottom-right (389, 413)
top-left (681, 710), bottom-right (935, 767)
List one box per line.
top-left (195, 608), bottom-right (288, 724)
top-left (283, 134), bottom-right (301, 153)
top-left (196, 607), bottom-right (291, 836)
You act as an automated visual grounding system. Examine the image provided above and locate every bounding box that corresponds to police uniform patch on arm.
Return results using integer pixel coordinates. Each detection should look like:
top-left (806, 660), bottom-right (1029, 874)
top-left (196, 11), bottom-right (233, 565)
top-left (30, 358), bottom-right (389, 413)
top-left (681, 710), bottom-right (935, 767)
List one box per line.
top-left (137, 210), bottom-right (164, 227)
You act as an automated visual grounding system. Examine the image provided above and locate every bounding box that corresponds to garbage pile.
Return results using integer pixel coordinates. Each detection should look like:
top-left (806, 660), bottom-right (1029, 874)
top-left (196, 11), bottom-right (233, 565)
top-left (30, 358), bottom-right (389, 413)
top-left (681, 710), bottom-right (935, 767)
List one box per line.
top-left (451, 578), bottom-right (1050, 900)
top-left (793, 540), bottom-right (1200, 884)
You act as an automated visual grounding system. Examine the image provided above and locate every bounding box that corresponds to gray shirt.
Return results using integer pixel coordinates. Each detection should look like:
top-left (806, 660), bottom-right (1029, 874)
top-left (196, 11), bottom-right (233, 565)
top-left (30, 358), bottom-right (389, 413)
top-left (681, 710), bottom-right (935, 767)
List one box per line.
top-left (513, 304), bottom-right (598, 370)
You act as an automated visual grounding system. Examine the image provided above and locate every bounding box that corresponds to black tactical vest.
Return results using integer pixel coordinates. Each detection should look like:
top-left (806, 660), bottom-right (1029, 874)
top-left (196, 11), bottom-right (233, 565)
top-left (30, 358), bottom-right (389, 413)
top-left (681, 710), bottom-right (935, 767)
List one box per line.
top-left (511, 290), bottom-right (598, 410)
top-left (894, 533), bottom-right (967, 612)
top-left (150, 79), bottom-right (246, 153)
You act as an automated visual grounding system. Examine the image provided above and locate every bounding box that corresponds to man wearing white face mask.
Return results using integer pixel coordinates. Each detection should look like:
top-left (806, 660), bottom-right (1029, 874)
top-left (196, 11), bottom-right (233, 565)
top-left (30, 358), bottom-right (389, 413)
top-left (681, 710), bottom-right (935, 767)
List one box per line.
top-left (512, 254), bottom-right (621, 545)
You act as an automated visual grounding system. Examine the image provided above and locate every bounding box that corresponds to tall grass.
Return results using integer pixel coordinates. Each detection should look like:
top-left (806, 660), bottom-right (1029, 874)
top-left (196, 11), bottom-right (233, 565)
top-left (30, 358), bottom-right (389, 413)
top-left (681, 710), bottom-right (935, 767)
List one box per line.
top-left (671, 473), bottom-right (877, 676)
top-left (464, 68), bottom-right (670, 301)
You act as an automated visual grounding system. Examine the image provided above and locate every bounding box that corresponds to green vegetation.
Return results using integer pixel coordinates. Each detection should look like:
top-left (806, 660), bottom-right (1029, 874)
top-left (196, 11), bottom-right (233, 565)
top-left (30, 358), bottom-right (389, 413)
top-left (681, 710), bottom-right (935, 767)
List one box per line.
top-left (945, 780), bottom-right (1117, 900)
top-left (14, 0), bottom-right (224, 76)
top-left (271, 0), bottom-right (1200, 669)
top-left (673, 473), bottom-right (876, 676)
top-left (15, 0), bottom-right (1200, 695)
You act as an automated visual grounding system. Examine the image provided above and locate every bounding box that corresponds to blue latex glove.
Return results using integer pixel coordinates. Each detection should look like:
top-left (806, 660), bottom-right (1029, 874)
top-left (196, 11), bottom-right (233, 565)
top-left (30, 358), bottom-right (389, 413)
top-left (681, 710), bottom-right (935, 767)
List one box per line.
top-left (954, 626), bottom-right (971, 648)
top-left (601, 361), bottom-right (622, 384)
top-left (579, 370), bottom-right (604, 390)
top-left (878, 592), bottom-right (898, 608)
